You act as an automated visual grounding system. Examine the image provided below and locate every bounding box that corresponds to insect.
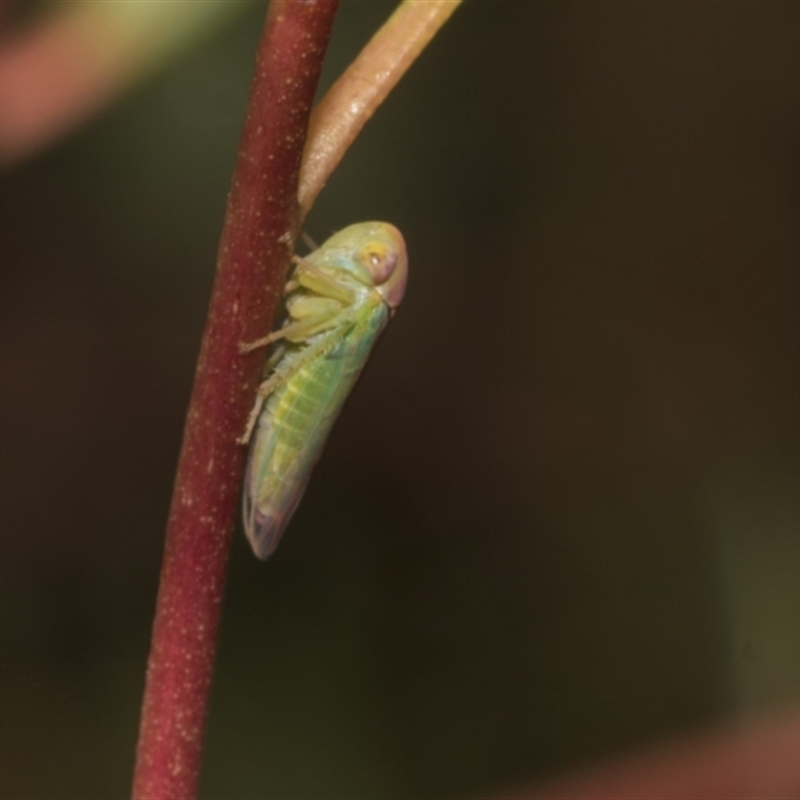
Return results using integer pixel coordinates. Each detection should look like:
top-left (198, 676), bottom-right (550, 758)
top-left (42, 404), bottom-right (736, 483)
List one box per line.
top-left (240, 221), bottom-right (408, 559)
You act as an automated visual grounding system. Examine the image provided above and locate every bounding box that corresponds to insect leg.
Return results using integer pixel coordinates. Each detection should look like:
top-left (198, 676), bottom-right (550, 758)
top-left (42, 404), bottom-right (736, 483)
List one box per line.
top-left (238, 360), bottom-right (297, 444)
top-left (299, 231), bottom-right (318, 251)
top-left (239, 308), bottom-right (342, 353)
top-left (239, 393), bottom-right (268, 445)
top-left (238, 361), bottom-right (297, 444)
top-left (291, 257), bottom-right (357, 304)
top-left (237, 314), bottom-right (358, 443)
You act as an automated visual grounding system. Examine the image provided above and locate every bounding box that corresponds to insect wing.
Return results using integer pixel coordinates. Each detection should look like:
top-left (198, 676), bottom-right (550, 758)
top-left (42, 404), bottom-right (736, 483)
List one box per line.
top-left (243, 308), bottom-right (386, 559)
top-left (243, 411), bottom-right (315, 559)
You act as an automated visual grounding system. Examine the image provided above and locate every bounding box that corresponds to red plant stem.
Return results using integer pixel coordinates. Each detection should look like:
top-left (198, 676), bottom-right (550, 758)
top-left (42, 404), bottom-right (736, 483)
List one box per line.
top-left (131, 3), bottom-right (339, 799)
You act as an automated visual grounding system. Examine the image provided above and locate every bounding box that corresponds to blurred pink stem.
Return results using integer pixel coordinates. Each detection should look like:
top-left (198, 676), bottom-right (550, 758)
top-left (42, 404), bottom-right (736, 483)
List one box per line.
top-left (507, 706), bottom-right (800, 799)
top-left (0, 2), bottom-right (238, 167)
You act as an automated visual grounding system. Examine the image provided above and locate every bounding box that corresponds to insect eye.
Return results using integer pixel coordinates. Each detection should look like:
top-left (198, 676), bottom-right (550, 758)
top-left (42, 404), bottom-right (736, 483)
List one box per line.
top-left (357, 242), bottom-right (397, 285)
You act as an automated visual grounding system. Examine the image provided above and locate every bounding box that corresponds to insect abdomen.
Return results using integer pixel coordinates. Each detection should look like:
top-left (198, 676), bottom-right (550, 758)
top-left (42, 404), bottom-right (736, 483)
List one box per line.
top-left (244, 318), bottom-right (383, 558)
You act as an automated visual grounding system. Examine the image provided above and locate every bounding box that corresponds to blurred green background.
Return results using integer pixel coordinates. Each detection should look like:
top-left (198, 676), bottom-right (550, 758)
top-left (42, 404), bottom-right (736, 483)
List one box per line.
top-left (1, 1), bottom-right (799, 797)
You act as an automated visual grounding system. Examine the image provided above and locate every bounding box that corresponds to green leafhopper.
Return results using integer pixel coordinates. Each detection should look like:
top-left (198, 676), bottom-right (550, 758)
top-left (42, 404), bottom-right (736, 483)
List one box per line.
top-left (240, 222), bottom-right (408, 559)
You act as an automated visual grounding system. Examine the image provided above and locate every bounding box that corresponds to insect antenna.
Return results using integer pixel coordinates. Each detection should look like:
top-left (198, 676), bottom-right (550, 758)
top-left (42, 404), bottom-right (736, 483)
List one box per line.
top-left (299, 231), bottom-right (318, 252)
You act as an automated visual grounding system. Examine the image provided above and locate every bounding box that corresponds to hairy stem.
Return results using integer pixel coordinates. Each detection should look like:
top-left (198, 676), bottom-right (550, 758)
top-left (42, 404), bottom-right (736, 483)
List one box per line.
top-left (131, 3), bottom-right (340, 798)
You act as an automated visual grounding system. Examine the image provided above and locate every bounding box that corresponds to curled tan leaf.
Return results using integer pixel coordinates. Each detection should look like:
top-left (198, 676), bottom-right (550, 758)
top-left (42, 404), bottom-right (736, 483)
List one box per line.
top-left (298, 0), bottom-right (462, 220)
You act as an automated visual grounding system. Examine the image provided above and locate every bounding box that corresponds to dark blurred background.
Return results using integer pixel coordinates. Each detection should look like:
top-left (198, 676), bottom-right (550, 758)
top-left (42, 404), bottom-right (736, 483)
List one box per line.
top-left (1, 2), bottom-right (799, 797)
